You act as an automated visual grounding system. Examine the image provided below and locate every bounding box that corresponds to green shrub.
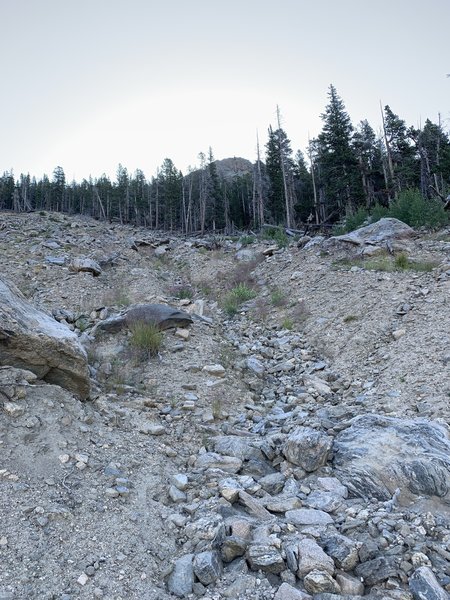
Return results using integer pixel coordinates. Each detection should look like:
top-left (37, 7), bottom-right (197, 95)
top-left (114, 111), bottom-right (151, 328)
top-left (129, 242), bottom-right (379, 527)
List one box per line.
top-left (333, 207), bottom-right (370, 235)
top-left (389, 189), bottom-right (448, 228)
top-left (222, 284), bottom-right (257, 317)
top-left (270, 287), bottom-right (287, 307)
top-left (263, 227), bottom-right (289, 248)
top-left (239, 235), bottom-right (256, 246)
top-left (129, 322), bottom-right (163, 358)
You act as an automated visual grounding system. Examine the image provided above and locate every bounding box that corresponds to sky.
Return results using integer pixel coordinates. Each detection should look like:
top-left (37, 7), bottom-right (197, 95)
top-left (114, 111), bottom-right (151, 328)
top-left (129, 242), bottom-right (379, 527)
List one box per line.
top-left (1, 0), bottom-right (449, 182)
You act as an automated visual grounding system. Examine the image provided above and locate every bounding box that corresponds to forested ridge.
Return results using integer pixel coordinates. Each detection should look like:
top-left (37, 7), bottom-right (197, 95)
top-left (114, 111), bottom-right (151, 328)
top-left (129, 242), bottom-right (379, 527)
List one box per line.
top-left (2, 85), bottom-right (450, 232)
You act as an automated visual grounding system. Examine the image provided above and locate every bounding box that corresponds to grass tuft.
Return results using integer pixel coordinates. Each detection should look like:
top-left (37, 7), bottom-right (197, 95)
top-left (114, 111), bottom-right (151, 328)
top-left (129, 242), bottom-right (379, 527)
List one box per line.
top-left (129, 321), bottom-right (163, 359)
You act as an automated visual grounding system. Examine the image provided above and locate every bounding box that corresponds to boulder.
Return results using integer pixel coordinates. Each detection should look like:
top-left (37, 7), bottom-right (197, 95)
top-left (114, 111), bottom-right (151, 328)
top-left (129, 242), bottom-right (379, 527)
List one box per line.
top-left (409, 566), bottom-right (448, 600)
top-left (167, 554), bottom-right (194, 598)
top-left (0, 277), bottom-right (90, 399)
top-left (69, 257), bottom-right (102, 276)
top-left (332, 217), bottom-right (414, 247)
top-left (333, 415), bottom-right (450, 505)
top-left (93, 303), bottom-right (193, 334)
top-left (283, 427), bottom-right (333, 472)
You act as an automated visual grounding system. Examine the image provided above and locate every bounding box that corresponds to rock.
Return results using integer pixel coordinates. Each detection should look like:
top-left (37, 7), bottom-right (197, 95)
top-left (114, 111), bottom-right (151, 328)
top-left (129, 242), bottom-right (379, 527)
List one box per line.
top-left (94, 303), bottom-right (193, 334)
top-left (70, 257), bottom-right (102, 276)
top-left (171, 474), bottom-right (188, 491)
top-left (306, 491), bottom-right (343, 513)
top-left (246, 356), bottom-right (265, 376)
top-left (0, 277), bottom-right (90, 399)
top-left (283, 427), bottom-right (332, 472)
top-left (274, 582), bottom-right (312, 599)
top-left (193, 551), bottom-right (223, 585)
top-left (335, 572), bottom-right (365, 596)
top-left (319, 533), bottom-right (359, 571)
top-left (246, 544), bottom-right (285, 573)
top-left (214, 435), bottom-right (261, 461)
top-left (265, 497), bottom-right (302, 513)
top-left (409, 566), bottom-right (448, 600)
top-left (354, 556), bottom-right (398, 586)
top-left (202, 364), bottom-right (226, 377)
top-left (195, 452), bottom-right (242, 474)
top-left (303, 570), bottom-right (341, 594)
top-left (332, 218), bottom-right (414, 247)
top-left (238, 490), bottom-right (274, 521)
top-left (169, 486), bottom-right (187, 503)
top-left (167, 554), bottom-right (194, 598)
top-left (333, 415), bottom-right (450, 505)
top-left (259, 473), bottom-right (286, 495)
top-left (221, 536), bottom-right (248, 562)
top-left (316, 477), bottom-right (348, 498)
top-left (285, 509), bottom-right (334, 527)
top-left (297, 538), bottom-right (335, 578)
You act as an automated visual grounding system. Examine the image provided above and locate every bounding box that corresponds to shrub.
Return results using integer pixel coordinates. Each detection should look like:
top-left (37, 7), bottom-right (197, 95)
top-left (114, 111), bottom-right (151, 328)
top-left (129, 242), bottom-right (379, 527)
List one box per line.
top-left (270, 287), bottom-right (287, 307)
top-left (168, 283), bottom-right (193, 300)
top-left (333, 206), bottom-right (370, 235)
top-left (263, 227), bottom-right (289, 248)
top-left (222, 284), bottom-right (257, 317)
top-left (389, 189), bottom-right (448, 228)
top-left (129, 321), bottom-right (163, 359)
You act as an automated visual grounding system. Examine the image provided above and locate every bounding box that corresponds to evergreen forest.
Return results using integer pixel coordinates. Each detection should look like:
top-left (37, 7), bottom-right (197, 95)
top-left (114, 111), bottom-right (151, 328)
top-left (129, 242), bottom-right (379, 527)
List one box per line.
top-left (2, 85), bottom-right (450, 232)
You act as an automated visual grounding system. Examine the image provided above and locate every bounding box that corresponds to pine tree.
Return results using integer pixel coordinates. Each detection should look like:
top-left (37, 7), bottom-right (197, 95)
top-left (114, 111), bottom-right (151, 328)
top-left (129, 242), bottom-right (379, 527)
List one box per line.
top-left (315, 85), bottom-right (361, 219)
top-left (265, 122), bottom-right (295, 226)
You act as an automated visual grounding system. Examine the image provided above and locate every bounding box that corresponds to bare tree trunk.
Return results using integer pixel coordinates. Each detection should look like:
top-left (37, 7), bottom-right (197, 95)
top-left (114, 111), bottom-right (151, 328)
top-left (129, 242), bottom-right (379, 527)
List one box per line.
top-left (380, 101), bottom-right (396, 199)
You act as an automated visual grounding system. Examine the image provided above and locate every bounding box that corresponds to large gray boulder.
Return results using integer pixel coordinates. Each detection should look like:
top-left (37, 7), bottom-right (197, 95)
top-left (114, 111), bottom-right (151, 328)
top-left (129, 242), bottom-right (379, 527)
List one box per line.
top-left (0, 277), bottom-right (90, 399)
top-left (333, 217), bottom-right (414, 247)
top-left (333, 415), bottom-right (450, 506)
top-left (93, 303), bottom-right (193, 334)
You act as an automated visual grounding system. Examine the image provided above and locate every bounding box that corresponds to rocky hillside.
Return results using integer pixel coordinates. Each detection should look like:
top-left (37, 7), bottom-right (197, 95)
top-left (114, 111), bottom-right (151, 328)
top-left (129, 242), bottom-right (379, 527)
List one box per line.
top-left (0, 211), bottom-right (449, 600)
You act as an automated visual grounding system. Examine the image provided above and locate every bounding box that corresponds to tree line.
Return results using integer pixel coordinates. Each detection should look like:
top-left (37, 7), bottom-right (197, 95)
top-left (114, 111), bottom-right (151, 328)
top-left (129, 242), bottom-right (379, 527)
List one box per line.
top-left (1, 85), bottom-right (449, 232)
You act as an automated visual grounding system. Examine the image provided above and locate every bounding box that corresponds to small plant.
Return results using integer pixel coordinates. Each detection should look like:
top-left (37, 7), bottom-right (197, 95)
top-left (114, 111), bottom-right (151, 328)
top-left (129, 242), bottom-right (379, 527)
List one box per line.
top-left (394, 252), bottom-right (409, 270)
top-left (270, 287), bottom-right (287, 307)
top-left (129, 321), bottom-right (163, 359)
top-left (168, 283), bottom-right (194, 300)
top-left (263, 227), bottom-right (289, 248)
top-left (281, 317), bottom-right (294, 330)
top-left (239, 235), bottom-right (256, 246)
top-left (343, 314), bottom-right (358, 323)
top-left (222, 284), bottom-right (257, 317)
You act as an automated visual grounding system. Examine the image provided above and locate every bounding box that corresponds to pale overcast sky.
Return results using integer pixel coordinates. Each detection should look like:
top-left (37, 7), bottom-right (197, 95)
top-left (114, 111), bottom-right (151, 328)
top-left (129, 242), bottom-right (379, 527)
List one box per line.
top-left (1, 0), bottom-right (449, 181)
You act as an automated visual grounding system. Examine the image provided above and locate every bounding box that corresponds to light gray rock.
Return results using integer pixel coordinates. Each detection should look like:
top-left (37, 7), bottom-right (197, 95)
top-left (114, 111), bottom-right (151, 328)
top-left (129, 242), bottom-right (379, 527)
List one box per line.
top-left (214, 435), bottom-right (262, 461)
top-left (195, 453), bottom-right (242, 474)
top-left (335, 572), bottom-right (365, 596)
top-left (259, 473), bottom-right (286, 495)
top-left (306, 491), bottom-right (343, 513)
top-left (303, 570), bottom-right (341, 595)
top-left (247, 356), bottom-right (265, 376)
top-left (167, 554), bottom-right (194, 597)
top-left (409, 566), bottom-right (449, 600)
top-left (0, 277), bottom-right (90, 399)
top-left (70, 257), bottom-right (102, 276)
top-left (239, 490), bottom-right (273, 521)
top-left (274, 582), bottom-right (312, 600)
top-left (297, 538), bottom-right (335, 578)
top-left (246, 544), bottom-right (285, 573)
top-left (283, 427), bottom-right (332, 472)
top-left (193, 551), bottom-right (223, 585)
top-left (333, 415), bottom-right (450, 505)
top-left (171, 474), bottom-right (188, 491)
top-left (285, 508), bottom-right (334, 527)
top-left (332, 217), bottom-right (413, 247)
top-left (317, 477), bottom-right (348, 498)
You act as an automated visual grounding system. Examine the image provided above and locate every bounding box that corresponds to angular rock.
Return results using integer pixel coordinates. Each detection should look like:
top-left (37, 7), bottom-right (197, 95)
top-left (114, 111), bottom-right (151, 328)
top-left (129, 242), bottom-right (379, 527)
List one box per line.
top-left (354, 556), bottom-right (398, 586)
top-left (167, 553), bottom-right (194, 597)
top-left (333, 415), bottom-right (450, 504)
top-left (320, 533), bottom-right (359, 571)
top-left (221, 536), bottom-right (248, 563)
top-left (274, 582), bottom-right (312, 600)
top-left (94, 303), bottom-right (193, 334)
top-left (332, 217), bottom-right (414, 247)
top-left (317, 477), bottom-right (348, 499)
top-left (247, 544), bottom-right (285, 573)
top-left (195, 452), bottom-right (242, 474)
top-left (202, 364), bottom-right (226, 377)
top-left (0, 277), bottom-right (90, 399)
top-left (193, 551), bottom-right (223, 585)
top-left (239, 490), bottom-right (273, 521)
top-left (70, 257), bottom-right (101, 276)
top-left (303, 570), bottom-right (341, 594)
top-left (297, 538), bottom-right (335, 578)
top-left (306, 491), bottom-right (343, 513)
top-left (335, 572), bottom-right (365, 596)
top-left (409, 566), bottom-right (448, 600)
top-left (283, 427), bottom-right (332, 472)
top-left (285, 509), bottom-right (334, 527)
top-left (214, 435), bottom-right (262, 461)
top-left (258, 473), bottom-right (286, 495)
